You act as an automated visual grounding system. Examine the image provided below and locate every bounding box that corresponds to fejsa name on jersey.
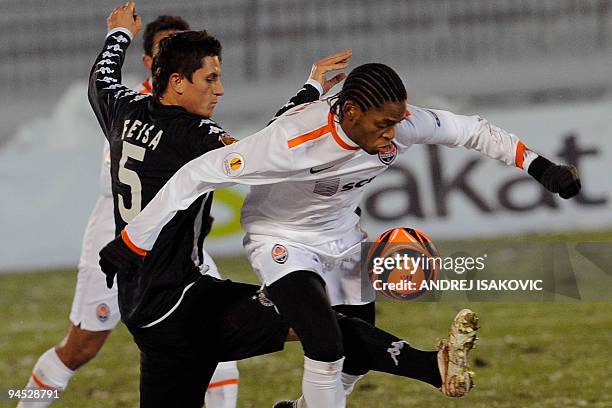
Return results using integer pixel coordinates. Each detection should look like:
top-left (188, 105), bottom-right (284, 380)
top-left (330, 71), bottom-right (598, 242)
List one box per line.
top-left (120, 119), bottom-right (164, 151)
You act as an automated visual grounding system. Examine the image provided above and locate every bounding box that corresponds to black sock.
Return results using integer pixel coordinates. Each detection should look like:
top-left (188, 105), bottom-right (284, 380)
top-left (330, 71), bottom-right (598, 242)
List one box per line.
top-left (338, 315), bottom-right (442, 388)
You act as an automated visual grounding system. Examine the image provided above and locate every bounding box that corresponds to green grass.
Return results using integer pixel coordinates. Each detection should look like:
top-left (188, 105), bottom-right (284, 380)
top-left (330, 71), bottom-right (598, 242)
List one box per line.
top-left (1, 237), bottom-right (612, 407)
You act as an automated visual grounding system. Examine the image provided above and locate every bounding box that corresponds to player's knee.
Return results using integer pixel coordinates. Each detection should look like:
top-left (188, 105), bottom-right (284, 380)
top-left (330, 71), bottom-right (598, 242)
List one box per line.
top-left (333, 302), bottom-right (376, 325)
top-left (303, 334), bottom-right (344, 362)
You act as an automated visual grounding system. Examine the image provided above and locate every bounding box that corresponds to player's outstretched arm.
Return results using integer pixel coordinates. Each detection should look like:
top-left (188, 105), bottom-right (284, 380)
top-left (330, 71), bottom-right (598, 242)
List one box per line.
top-left (397, 106), bottom-right (581, 199)
top-left (88, 2), bottom-right (142, 139)
top-left (120, 124), bottom-right (297, 252)
top-left (269, 49), bottom-right (352, 123)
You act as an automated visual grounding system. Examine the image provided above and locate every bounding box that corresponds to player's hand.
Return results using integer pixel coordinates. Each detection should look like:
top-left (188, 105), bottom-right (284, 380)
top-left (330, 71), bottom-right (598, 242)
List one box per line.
top-left (99, 234), bottom-right (145, 289)
top-left (309, 49), bottom-right (352, 94)
top-left (541, 164), bottom-right (581, 199)
top-left (107, 2), bottom-right (142, 38)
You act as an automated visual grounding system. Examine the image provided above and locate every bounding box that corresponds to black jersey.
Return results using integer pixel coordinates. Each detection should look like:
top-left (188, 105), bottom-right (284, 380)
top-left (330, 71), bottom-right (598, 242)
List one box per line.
top-left (88, 29), bottom-right (320, 327)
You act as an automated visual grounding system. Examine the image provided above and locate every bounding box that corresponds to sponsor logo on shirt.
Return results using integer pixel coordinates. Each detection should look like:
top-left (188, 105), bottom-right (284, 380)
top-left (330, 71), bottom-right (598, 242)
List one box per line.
top-left (222, 153), bottom-right (245, 177)
top-left (378, 142), bottom-right (398, 165)
top-left (425, 109), bottom-right (441, 127)
top-left (313, 178), bottom-right (340, 196)
top-left (271, 244), bottom-right (288, 264)
top-left (96, 303), bottom-right (111, 323)
top-left (310, 164), bottom-right (335, 174)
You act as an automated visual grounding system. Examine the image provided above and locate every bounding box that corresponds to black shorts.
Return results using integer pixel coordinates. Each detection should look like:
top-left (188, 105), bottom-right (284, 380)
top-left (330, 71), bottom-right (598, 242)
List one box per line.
top-left (129, 275), bottom-right (290, 408)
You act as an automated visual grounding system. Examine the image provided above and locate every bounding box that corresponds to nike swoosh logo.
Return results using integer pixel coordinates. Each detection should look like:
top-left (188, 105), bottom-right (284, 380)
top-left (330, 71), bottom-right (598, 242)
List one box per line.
top-left (310, 165), bottom-right (335, 174)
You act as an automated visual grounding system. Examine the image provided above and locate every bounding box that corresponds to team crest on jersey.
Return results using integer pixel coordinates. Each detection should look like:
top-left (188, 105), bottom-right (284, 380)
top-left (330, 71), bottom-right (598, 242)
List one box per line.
top-left (222, 153), bottom-right (245, 177)
top-left (271, 244), bottom-right (288, 264)
top-left (378, 142), bottom-right (398, 165)
top-left (96, 303), bottom-right (110, 323)
top-left (220, 135), bottom-right (239, 146)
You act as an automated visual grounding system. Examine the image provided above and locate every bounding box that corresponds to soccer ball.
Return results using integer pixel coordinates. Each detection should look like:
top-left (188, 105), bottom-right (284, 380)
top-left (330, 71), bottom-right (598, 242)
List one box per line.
top-left (366, 227), bottom-right (440, 300)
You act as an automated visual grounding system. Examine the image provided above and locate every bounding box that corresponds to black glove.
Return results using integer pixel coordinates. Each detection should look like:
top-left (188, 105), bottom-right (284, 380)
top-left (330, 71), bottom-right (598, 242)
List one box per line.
top-left (99, 234), bottom-right (145, 289)
top-left (528, 156), bottom-right (581, 199)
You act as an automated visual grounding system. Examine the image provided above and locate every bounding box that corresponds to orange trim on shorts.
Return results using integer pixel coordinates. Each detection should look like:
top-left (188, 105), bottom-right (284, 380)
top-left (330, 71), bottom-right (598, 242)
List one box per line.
top-left (208, 378), bottom-right (239, 389)
top-left (328, 111), bottom-right (359, 151)
top-left (287, 124), bottom-right (331, 149)
top-left (121, 229), bottom-right (147, 256)
top-left (515, 141), bottom-right (527, 169)
top-left (31, 372), bottom-right (59, 391)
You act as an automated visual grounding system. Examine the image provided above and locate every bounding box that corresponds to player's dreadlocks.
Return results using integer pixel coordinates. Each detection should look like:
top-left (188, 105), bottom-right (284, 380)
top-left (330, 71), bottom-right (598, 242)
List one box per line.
top-left (143, 15), bottom-right (190, 57)
top-left (152, 30), bottom-right (222, 99)
top-left (330, 63), bottom-right (407, 121)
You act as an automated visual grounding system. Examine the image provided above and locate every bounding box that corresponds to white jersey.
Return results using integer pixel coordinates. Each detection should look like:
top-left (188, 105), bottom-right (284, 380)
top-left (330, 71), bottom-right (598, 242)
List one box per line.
top-left (123, 100), bottom-right (538, 251)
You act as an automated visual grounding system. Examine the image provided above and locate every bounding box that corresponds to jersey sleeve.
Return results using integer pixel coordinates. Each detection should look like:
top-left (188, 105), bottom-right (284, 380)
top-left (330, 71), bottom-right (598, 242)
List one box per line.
top-left (268, 79), bottom-right (322, 124)
top-left (396, 105), bottom-right (538, 170)
top-left (124, 123), bottom-right (296, 251)
top-left (88, 28), bottom-right (142, 140)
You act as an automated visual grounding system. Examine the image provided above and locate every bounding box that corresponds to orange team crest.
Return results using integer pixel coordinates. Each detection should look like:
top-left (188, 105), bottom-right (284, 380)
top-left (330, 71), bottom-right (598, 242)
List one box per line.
top-left (220, 135), bottom-right (239, 146)
top-left (96, 303), bottom-right (110, 322)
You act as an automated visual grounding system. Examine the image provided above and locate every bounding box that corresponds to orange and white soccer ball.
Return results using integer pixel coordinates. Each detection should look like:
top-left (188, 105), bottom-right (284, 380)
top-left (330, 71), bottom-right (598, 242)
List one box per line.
top-left (366, 227), bottom-right (440, 300)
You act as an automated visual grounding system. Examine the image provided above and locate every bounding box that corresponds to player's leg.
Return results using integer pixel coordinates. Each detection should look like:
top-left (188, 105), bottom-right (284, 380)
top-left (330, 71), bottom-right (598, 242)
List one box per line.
top-left (275, 309), bottom-right (478, 408)
top-left (325, 228), bottom-right (376, 396)
top-left (337, 309), bottom-right (479, 396)
top-left (18, 196), bottom-right (118, 408)
top-left (129, 281), bottom-right (224, 408)
top-left (205, 361), bottom-right (239, 408)
top-left (265, 271), bottom-right (346, 408)
top-left (201, 251), bottom-right (240, 408)
top-left (136, 336), bottom-right (217, 408)
top-left (244, 236), bottom-right (346, 408)
top-left (276, 304), bottom-right (479, 408)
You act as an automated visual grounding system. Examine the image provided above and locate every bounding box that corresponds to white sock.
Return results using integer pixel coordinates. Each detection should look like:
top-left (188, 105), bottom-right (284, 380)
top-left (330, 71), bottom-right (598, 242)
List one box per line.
top-left (17, 348), bottom-right (75, 408)
top-left (302, 356), bottom-right (345, 408)
top-left (340, 372), bottom-right (364, 396)
top-left (205, 361), bottom-right (239, 408)
top-left (295, 395), bottom-right (307, 408)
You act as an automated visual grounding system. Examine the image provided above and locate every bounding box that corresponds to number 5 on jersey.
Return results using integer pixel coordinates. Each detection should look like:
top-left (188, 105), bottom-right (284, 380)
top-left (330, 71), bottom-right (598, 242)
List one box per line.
top-left (118, 141), bottom-right (146, 223)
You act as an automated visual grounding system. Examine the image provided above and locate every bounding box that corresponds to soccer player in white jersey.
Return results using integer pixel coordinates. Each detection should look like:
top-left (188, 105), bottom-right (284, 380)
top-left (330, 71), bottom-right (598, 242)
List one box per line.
top-left (17, 15), bottom-right (244, 408)
top-left (109, 61), bottom-right (581, 407)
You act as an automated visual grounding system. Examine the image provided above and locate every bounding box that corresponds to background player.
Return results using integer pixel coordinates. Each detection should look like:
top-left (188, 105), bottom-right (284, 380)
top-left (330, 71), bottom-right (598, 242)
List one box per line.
top-left (114, 60), bottom-right (581, 407)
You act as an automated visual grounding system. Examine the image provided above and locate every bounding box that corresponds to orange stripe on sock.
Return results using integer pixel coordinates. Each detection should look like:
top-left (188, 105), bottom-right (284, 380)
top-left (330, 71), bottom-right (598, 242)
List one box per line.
top-left (121, 229), bottom-right (147, 256)
top-left (208, 378), bottom-right (239, 389)
top-left (31, 372), bottom-right (58, 391)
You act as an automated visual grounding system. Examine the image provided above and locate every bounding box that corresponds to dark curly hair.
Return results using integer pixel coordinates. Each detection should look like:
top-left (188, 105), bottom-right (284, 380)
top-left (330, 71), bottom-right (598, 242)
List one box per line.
top-left (143, 15), bottom-right (190, 57)
top-left (152, 30), bottom-right (222, 99)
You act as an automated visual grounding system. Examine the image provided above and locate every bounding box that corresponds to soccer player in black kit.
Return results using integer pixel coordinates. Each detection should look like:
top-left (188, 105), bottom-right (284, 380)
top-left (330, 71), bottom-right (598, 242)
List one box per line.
top-left (92, 3), bottom-right (490, 407)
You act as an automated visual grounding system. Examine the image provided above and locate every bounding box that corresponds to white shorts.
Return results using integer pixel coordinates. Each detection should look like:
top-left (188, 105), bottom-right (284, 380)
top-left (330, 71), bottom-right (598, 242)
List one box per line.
top-left (243, 227), bottom-right (375, 306)
top-left (69, 194), bottom-right (120, 331)
top-left (70, 194), bottom-right (221, 331)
